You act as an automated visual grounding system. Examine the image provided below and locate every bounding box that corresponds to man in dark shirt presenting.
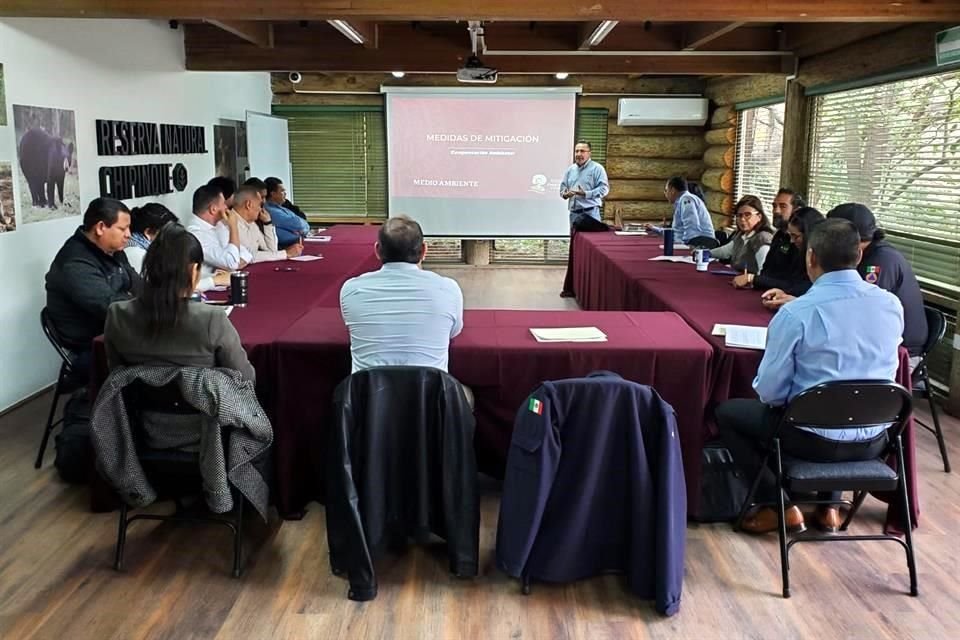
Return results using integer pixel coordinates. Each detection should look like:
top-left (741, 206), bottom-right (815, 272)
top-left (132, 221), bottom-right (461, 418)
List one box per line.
top-left (45, 197), bottom-right (141, 377)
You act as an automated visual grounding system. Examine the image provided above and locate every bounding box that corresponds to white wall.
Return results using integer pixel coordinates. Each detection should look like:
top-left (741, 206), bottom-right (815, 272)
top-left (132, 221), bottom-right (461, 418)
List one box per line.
top-left (0, 18), bottom-right (271, 412)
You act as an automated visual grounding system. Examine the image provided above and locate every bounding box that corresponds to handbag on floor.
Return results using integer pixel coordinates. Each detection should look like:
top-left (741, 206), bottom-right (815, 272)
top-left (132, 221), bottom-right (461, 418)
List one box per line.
top-left (694, 441), bottom-right (750, 522)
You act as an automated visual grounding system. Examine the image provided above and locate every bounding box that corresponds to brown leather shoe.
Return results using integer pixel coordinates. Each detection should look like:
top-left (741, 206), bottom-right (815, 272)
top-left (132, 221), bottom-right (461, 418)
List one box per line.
top-left (816, 506), bottom-right (841, 533)
top-left (741, 506), bottom-right (806, 535)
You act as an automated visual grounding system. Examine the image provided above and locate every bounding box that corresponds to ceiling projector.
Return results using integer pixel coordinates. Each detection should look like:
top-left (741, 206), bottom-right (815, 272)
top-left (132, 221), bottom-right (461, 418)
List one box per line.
top-left (457, 55), bottom-right (498, 83)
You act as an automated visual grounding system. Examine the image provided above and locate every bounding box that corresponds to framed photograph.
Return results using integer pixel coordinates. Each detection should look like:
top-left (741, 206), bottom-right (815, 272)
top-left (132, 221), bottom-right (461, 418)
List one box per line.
top-left (13, 104), bottom-right (80, 224)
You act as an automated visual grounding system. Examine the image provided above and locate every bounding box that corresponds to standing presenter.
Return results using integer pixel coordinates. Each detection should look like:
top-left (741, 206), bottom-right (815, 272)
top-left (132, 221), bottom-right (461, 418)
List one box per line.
top-left (560, 140), bottom-right (609, 298)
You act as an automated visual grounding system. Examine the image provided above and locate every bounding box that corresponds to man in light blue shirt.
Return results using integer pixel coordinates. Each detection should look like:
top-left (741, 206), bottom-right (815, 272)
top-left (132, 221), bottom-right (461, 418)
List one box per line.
top-left (715, 219), bottom-right (904, 534)
top-left (649, 176), bottom-right (716, 246)
top-left (340, 215), bottom-right (466, 390)
top-left (264, 177), bottom-right (310, 248)
top-left (560, 140), bottom-right (609, 297)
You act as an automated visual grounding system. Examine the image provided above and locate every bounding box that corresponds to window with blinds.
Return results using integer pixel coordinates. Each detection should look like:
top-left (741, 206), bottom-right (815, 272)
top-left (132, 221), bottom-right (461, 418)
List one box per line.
top-left (575, 107), bottom-right (608, 167)
top-left (275, 106), bottom-right (387, 220)
top-left (734, 103), bottom-right (785, 206)
top-left (808, 69), bottom-right (960, 295)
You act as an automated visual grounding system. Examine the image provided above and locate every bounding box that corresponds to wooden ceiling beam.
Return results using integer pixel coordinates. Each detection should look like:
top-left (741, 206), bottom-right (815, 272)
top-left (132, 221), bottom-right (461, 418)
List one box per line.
top-left (204, 19), bottom-right (273, 48)
top-left (1, 0), bottom-right (958, 22)
top-left (682, 22), bottom-right (746, 50)
top-left (784, 23), bottom-right (905, 58)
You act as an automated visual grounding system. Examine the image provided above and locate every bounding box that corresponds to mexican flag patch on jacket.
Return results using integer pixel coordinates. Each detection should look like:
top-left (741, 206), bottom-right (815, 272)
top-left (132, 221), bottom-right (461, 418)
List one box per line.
top-left (528, 397), bottom-right (543, 415)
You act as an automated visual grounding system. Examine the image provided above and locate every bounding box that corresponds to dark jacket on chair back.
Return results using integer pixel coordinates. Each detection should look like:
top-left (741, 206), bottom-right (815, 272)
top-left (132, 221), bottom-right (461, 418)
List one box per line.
top-left (45, 227), bottom-right (140, 351)
top-left (495, 372), bottom-right (686, 616)
top-left (326, 366), bottom-right (479, 601)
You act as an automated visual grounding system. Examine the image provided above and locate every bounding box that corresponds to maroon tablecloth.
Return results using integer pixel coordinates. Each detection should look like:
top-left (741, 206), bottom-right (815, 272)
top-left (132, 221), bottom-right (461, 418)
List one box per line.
top-left (272, 309), bottom-right (714, 517)
top-left (570, 230), bottom-right (920, 531)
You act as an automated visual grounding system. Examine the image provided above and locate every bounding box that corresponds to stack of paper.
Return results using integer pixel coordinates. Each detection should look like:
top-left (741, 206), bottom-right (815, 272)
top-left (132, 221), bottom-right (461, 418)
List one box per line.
top-left (530, 327), bottom-right (608, 343)
top-left (290, 255), bottom-right (323, 262)
top-left (304, 235), bottom-right (332, 243)
top-left (660, 243), bottom-right (691, 251)
top-left (712, 324), bottom-right (768, 350)
top-left (614, 231), bottom-right (648, 236)
top-left (649, 255), bottom-right (695, 264)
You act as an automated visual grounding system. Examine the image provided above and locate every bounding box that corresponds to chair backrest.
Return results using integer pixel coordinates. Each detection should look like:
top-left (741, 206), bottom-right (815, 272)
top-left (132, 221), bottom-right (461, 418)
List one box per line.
top-left (780, 380), bottom-right (912, 441)
top-left (40, 307), bottom-right (73, 365)
top-left (922, 306), bottom-right (947, 357)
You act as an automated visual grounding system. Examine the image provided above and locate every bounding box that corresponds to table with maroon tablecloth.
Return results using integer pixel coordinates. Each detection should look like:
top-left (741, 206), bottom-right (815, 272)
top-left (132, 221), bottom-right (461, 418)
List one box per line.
top-left (568, 230), bottom-right (919, 531)
top-left (271, 308), bottom-right (714, 517)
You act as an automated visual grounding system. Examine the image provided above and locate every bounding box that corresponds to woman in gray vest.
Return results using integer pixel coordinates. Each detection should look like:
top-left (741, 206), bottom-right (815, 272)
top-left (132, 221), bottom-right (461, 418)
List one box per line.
top-left (712, 195), bottom-right (775, 274)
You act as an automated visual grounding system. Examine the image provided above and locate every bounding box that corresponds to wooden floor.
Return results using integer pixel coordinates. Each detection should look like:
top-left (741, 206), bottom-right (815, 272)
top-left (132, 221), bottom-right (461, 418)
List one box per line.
top-left (3, 265), bottom-right (960, 639)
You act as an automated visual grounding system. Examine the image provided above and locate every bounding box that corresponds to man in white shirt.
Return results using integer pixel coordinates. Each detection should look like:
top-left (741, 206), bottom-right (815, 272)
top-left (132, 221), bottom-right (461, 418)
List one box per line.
top-left (340, 215), bottom-right (469, 402)
top-left (232, 185), bottom-right (303, 262)
top-left (185, 184), bottom-right (252, 290)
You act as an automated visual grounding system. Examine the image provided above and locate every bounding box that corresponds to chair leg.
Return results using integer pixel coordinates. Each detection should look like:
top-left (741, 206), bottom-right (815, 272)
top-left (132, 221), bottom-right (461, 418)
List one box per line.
top-left (232, 497), bottom-right (244, 578)
top-left (35, 370), bottom-right (66, 469)
top-left (114, 502), bottom-right (129, 571)
top-left (840, 491), bottom-right (868, 531)
top-left (896, 436), bottom-right (919, 597)
top-left (521, 575), bottom-right (532, 595)
top-left (926, 382), bottom-right (950, 473)
top-left (773, 442), bottom-right (790, 598)
top-left (734, 453), bottom-right (770, 531)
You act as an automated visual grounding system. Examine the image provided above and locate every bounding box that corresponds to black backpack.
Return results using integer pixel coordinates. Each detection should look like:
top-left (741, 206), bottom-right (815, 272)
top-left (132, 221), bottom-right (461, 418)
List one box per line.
top-left (54, 390), bottom-right (92, 484)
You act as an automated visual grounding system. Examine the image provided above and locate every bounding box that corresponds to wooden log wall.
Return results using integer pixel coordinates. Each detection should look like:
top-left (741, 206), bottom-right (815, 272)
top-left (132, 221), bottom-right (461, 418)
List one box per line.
top-left (699, 104), bottom-right (739, 228)
top-left (273, 73), bottom-right (708, 225)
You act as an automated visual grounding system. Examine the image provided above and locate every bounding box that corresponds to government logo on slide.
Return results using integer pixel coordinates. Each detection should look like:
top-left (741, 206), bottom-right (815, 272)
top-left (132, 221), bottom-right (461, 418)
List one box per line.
top-left (529, 174), bottom-right (547, 194)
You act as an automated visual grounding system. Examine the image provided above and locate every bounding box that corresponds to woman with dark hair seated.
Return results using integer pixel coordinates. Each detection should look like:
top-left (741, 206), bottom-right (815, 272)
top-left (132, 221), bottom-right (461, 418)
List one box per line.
top-left (124, 203), bottom-right (177, 273)
top-left (712, 195), bottom-right (775, 276)
top-left (105, 223), bottom-right (255, 382)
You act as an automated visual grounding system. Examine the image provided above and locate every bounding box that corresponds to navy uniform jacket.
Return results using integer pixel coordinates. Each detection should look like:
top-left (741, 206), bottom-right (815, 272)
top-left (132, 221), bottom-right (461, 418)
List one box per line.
top-left (495, 372), bottom-right (686, 616)
top-left (860, 241), bottom-right (927, 355)
top-left (754, 229), bottom-right (811, 296)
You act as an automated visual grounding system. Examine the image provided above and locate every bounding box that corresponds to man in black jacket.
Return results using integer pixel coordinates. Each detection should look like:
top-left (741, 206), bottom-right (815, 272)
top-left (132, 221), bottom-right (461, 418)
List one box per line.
top-left (733, 188), bottom-right (806, 292)
top-left (45, 197), bottom-right (141, 376)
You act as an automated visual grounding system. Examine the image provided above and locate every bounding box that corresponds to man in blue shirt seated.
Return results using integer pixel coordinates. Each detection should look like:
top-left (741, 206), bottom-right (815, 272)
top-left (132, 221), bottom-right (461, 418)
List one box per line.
top-left (263, 177), bottom-right (310, 248)
top-left (339, 215), bottom-right (471, 404)
top-left (647, 176), bottom-right (716, 247)
top-left (715, 219), bottom-right (904, 534)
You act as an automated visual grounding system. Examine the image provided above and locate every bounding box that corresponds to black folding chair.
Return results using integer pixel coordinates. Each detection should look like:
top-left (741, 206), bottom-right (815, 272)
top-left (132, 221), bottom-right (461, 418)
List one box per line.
top-left (36, 307), bottom-right (88, 469)
top-left (113, 380), bottom-right (247, 578)
top-left (734, 381), bottom-right (916, 598)
top-left (912, 306), bottom-right (949, 472)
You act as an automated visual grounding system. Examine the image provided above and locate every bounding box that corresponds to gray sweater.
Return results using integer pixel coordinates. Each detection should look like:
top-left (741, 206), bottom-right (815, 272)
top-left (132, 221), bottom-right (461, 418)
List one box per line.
top-left (105, 299), bottom-right (255, 383)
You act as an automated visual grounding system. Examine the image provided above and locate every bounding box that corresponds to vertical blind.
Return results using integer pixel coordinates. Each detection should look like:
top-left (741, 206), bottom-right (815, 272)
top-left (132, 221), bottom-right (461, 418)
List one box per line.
top-left (575, 107), bottom-right (609, 167)
top-left (734, 103), bottom-right (785, 207)
top-left (275, 106), bottom-right (387, 219)
top-left (808, 69), bottom-right (960, 295)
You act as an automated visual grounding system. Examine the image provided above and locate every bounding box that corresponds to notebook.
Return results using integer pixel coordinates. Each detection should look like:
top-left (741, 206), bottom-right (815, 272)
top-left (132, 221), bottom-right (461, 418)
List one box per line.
top-left (712, 324), bottom-right (768, 350)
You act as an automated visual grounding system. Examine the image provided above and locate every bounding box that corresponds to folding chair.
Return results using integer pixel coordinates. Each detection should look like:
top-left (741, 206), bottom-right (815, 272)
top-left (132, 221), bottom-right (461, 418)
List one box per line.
top-left (36, 307), bottom-right (88, 468)
top-left (913, 306), bottom-right (949, 472)
top-left (734, 381), bottom-right (916, 598)
top-left (113, 379), bottom-right (247, 578)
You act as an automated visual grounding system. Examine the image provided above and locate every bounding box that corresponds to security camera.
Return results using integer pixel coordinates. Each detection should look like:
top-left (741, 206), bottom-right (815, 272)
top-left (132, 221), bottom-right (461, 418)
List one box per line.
top-left (289, 72), bottom-right (303, 85)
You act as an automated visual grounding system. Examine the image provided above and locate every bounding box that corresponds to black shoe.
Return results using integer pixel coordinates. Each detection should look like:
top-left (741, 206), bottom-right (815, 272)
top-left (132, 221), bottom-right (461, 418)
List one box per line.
top-left (559, 291), bottom-right (576, 298)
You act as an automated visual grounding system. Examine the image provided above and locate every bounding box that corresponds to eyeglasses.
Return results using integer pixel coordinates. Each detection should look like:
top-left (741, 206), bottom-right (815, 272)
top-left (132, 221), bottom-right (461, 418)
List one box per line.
top-left (735, 210), bottom-right (760, 219)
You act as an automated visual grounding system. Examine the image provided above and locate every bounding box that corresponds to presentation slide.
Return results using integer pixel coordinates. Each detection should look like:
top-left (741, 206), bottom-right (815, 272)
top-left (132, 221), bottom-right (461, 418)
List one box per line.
top-left (385, 87), bottom-right (578, 237)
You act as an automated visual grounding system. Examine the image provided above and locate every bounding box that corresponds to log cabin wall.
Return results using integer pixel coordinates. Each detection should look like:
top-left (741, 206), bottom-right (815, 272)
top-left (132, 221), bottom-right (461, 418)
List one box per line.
top-left (271, 73), bottom-right (707, 224)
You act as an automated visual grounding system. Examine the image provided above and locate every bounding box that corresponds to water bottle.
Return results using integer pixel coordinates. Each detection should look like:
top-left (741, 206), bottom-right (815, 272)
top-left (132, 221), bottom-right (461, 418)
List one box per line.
top-left (663, 228), bottom-right (675, 256)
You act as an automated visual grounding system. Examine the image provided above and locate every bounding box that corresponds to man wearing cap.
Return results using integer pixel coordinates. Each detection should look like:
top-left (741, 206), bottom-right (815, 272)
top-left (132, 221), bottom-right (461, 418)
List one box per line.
top-left (761, 202), bottom-right (927, 364)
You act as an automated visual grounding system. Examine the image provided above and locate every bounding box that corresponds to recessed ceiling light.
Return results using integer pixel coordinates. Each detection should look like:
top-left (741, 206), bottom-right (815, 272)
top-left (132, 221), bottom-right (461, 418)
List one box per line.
top-left (391, 71), bottom-right (406, 78)
top-left (555, 72), bottom-right (570, 80)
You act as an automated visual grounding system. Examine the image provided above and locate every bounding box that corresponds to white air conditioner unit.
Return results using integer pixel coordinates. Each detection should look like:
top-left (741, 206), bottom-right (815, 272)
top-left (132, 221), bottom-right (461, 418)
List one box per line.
top-left (616, 97), bottom-right (709, 127)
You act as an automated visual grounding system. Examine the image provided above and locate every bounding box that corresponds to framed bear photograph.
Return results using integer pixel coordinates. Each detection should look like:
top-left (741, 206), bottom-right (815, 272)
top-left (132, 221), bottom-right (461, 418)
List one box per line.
top-left (13, 104), bottom-right (80, 225)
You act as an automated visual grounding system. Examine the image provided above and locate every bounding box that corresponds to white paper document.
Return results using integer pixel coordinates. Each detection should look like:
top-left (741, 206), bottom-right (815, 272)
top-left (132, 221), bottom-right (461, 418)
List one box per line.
top-left (660, 243), bottom-right (691, 251)
top-left (713, 324), bottom-right (768, 350)
top-left (304, 236), bottom-right (332, 243)
top-left (530, 327), bottom-right (608, 343)
top-left (614, 231), bottom-right (648, 236)
top-left (649, 255), bottom-right (695, 264)
top-left (290, 255), bottom-right (324, 262)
